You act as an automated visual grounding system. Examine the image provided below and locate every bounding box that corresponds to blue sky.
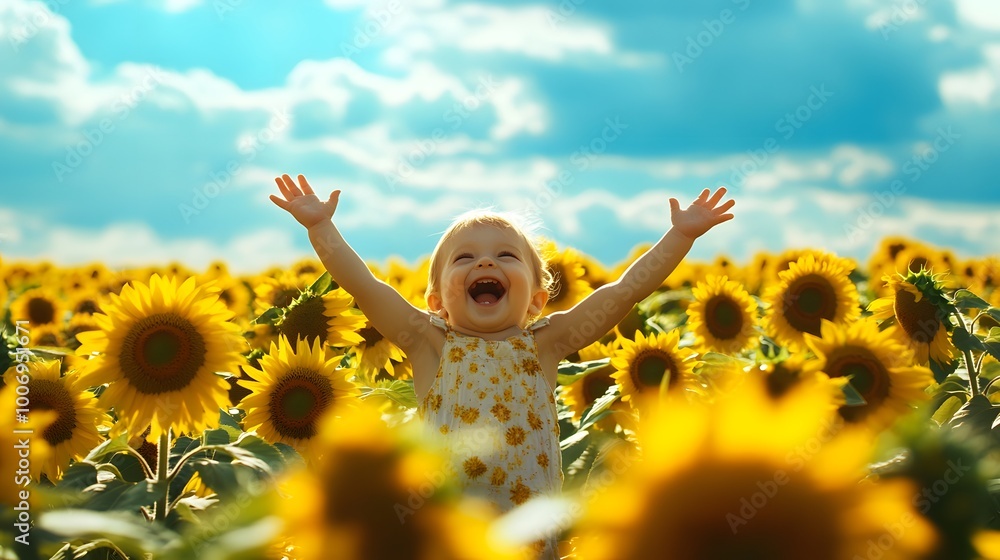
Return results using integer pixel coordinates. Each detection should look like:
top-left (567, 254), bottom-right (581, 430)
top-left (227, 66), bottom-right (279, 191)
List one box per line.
top-left (1, 0), bottom-right (998, 274)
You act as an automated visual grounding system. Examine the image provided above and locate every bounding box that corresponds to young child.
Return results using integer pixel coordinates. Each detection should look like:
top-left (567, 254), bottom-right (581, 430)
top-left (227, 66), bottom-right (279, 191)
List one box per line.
top-left (270, 174), bottom-right (735, 558)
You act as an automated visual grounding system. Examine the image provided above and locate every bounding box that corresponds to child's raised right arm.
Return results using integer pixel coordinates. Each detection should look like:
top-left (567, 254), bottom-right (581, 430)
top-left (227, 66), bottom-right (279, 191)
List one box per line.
top-left (270, 173), bottom-right (431, 353)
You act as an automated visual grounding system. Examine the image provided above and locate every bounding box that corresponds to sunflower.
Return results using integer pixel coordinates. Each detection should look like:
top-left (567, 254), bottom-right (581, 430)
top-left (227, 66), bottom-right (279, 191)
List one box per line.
top-left (277, 288), bottom-right (366, 348)
top-left (28, 324), bottom-right (64, 349)
top-left (687, 275), bottom-right (758, 354)
top-left (238, 335), bottom-right (359, 458)
top-left (804, 319), bottom-right (933, 430)
top-left (10, 286), bottom-right (66, 329)
top-left (868, 270), bottom-right (955, 365)
top-left (75, 274), bottom-right (246, 440)
top-left (279, 403), bottom-right (524, 560)
top-left (540, 240), bottom-right (594, 314)
top-left (0, 384), bottom-right (54, 504)
top-left (289, 257), bottom-right (324, 283)
top-left (352, 320), bottom-right (407, 384)
top-left (66, 288), bottom-right (105, 316)
top-left (762, 251), bottom-right (861, 350)
top-left (610, 330), bottom-right (700, 404)
top-left (252, 273), bottom-right (308, 317)
top-left (571, 375), bottom-right (936, 560)
top-left (3, 360), bottom-right (111, 481)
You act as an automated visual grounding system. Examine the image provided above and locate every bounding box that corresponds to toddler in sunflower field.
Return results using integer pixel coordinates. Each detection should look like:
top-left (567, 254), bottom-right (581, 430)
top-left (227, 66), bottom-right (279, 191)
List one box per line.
top-left (270, 173), bottom-right (734, 559)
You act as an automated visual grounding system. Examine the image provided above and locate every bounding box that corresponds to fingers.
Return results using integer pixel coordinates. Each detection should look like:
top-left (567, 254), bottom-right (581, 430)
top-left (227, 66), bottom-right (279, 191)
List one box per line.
top-left (328, 190), bottom-right (341, 213)
top-left (713, 213), bottom-right (735, 226)
top-left (706, 186), bottom-right (727, 207)
top-left (274, 176), bottom-right (291, 199)
top-left (269, 194), bottom-right (289, 210)
top-left (281, 174), bottom-right (303, 197)
top-left (298, 174), bottom-right (315, 196)
top-left (669, 198), bottom-right (681, 214)
top-left (715, 199), bottom-right (736, 214)
top-left (696, 188), bottom-right (710, 203)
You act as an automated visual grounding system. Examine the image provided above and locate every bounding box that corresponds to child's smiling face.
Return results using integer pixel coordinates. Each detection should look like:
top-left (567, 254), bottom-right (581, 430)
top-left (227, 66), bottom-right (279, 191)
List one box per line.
top-left (427, 224), bottom-right (548, 333)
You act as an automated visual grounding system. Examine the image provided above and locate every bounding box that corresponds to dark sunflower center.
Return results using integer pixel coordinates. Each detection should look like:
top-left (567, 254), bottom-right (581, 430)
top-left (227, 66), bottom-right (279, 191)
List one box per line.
top-left (888, 243), bottom-right (906, 260)
top-left (583, 369), bottom-right (615, 402)
top-left (323, 449), bottom-right (423, 559)
top-left (28, 297), bottom-right (56, 325)
top-left (825, 346), bottom-right (890, 423)
top-left (219, 289), bottom-right (233, 305)
top-left (29, 379), bottom-right (77, 446)
top-left (705, 296), bottom-right (744, 340)
top-left (120, 313), bottom-right (206, 394)
top-left (782, 274), bottom-right (838, 336)
top-left (268, 368), bottom-right (334, 440)
top-left (893, 288), bottom-right (940, 345)
top-left (37, 332), bottom-right (60, 347)
top-left (278, 295), bottom-right (328, 347)
top-left (764, 363), bottom-right (800, 399)
top-left (359, 326), bottom-right (384, 347)
top-left (75, 299), bottom-right (100, 315)
top-left (630, 350), bottom-right (677, 390)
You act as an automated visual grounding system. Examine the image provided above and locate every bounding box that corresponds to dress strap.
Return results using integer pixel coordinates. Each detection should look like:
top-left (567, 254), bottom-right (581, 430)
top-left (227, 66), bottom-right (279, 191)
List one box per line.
top-left (527, 317), bottom-right (550, 331)
top-left (429, 314), bottom-right (449, 331)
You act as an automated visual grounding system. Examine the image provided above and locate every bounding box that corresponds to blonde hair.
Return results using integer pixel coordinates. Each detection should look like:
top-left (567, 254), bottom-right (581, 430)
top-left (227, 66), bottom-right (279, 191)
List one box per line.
top-left (425, 209), bottom-right (554, 310)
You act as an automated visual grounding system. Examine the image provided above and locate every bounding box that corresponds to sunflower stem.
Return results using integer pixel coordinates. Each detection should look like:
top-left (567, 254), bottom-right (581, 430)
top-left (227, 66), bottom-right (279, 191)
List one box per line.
top-left (952, 308), bottom-right (981, 398)
top-left (154, 430), bottom-right (171, 523)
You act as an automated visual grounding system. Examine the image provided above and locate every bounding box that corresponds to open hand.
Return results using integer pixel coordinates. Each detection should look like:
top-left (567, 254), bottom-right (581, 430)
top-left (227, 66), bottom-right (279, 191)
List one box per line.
top-left (269, 174), bottom-right (340, 229)
top-left (669, 186), bottom-right (735, 240)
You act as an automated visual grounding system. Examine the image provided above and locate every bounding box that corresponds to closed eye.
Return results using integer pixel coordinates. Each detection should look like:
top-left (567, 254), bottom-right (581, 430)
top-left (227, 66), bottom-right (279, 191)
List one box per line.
top-left (499, 251), bottom-right (519, 259)
top-left (454, 253), bottom-right (473, 263)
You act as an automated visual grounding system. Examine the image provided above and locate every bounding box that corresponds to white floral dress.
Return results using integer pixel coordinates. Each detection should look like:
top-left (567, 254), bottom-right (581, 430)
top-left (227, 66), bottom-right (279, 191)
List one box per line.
top-left (418, 315), bottom-right (563, 559)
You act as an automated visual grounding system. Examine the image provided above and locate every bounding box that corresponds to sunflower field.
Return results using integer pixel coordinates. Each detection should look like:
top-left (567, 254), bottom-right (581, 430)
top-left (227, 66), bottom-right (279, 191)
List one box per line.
top-left (2, 235), bottom-right (1000, 560)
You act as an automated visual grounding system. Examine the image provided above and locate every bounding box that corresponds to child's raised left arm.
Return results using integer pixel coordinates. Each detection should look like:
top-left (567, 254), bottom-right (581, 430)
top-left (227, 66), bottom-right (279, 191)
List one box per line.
top-left (538, 187), bottom-right (735, 359)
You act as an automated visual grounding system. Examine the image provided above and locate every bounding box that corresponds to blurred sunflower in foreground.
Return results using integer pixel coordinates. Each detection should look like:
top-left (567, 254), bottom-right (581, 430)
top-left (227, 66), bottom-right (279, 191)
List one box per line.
top-left (279, 404), bottom-right (527, 560)
top-left (2, 361), bottom-right (110, 481)
top-left (75, 274), bottom-right (246, 439)
top-left (572, 375), bottom-right (937, 560)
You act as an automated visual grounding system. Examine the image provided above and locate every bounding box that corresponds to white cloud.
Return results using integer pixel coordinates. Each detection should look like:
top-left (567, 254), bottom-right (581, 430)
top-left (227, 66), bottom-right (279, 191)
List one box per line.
top-left (377, 2), bottom-right (661, 67)
top-left (939, 44), bottom-right (1000, 108)
top-left (3, 216), bottom-right (307, 274)
top-left (955, 0), bottom-right (1000, 31)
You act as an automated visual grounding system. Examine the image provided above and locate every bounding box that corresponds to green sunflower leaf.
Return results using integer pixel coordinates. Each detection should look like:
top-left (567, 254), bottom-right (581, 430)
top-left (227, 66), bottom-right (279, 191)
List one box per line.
top-left (953, 327), bottom-right (985, 352)
top-left (203, 429), bottom-right (232, 447)
top-left (557, 358), bottom-right (611, 385)
top-left (578, 385), bottom-right (621, 432)
top-left (953, 289), bottom-right (991, 310)
top-left (251, 306), bottom-right (282, 326)
top-left (949, 394), bottom-right (1000, 435)
top-left (930, 359), bottom-right (959, 384)
top-left (988, 307), bottom-right (1000, 324)
top-left (84, 433), bottom-right (132, 464)
top-left (307, 271), bottom-right (333, 296)
top-left (932, 395), bottom-right (965, 426)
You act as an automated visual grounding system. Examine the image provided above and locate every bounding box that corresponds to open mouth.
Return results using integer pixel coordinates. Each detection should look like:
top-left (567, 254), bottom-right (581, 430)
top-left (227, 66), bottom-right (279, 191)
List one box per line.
top-left (468, 278), bottom-right (507, 306)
